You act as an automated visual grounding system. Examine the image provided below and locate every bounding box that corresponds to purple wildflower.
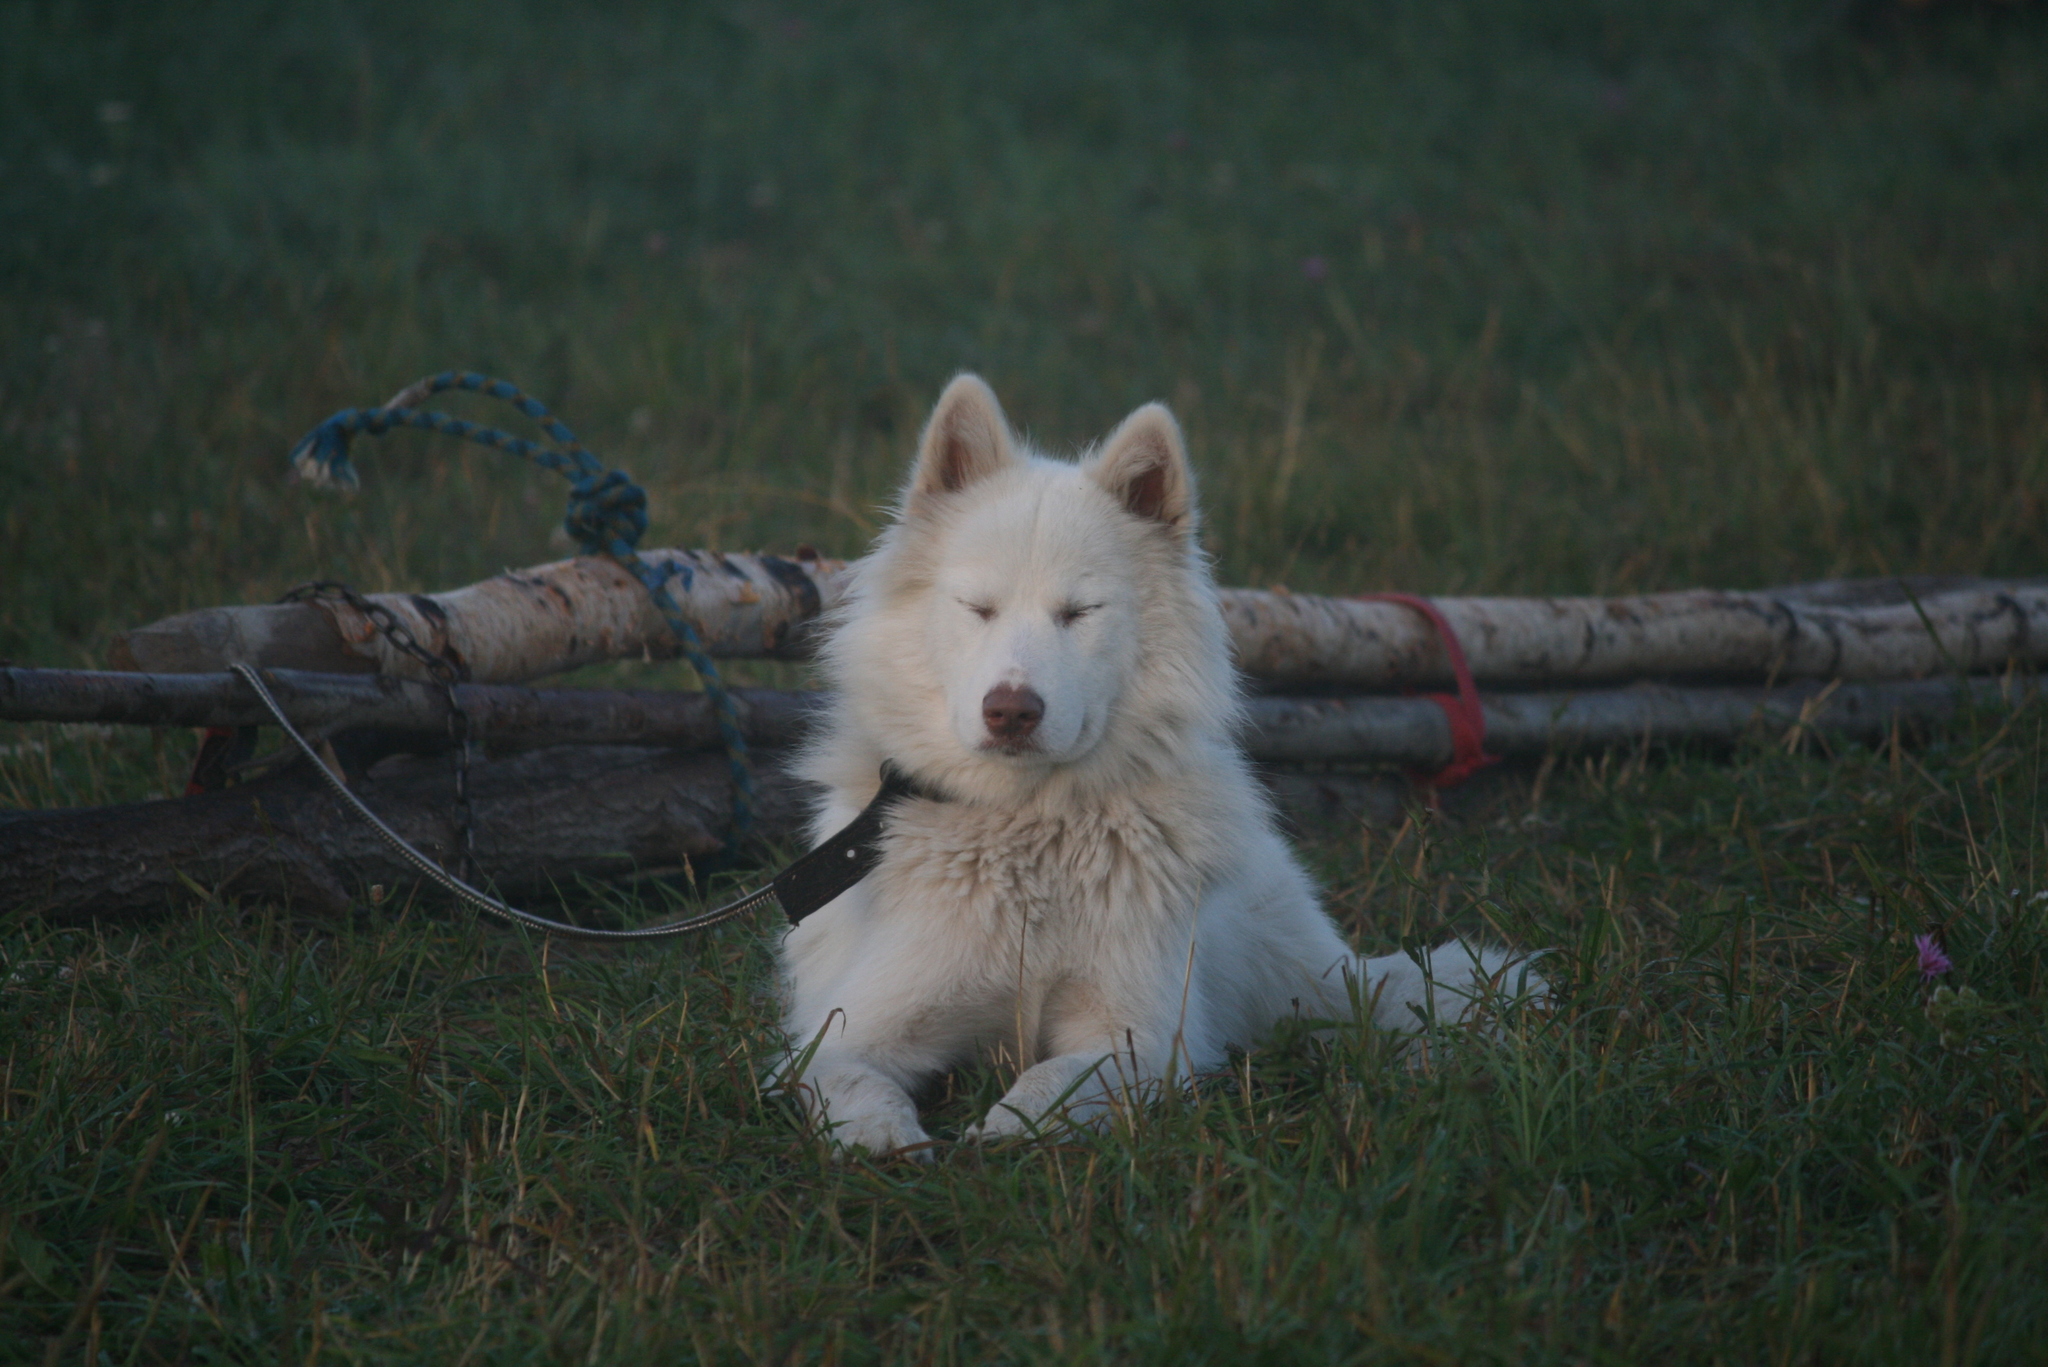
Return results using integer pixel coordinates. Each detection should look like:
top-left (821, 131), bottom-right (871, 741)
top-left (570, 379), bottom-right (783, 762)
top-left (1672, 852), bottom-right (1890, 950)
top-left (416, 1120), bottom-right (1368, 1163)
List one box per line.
top-left (1301, 255), bottom-right (1329, 282)
top-left (1915, 933), bottom-right (1952, 982)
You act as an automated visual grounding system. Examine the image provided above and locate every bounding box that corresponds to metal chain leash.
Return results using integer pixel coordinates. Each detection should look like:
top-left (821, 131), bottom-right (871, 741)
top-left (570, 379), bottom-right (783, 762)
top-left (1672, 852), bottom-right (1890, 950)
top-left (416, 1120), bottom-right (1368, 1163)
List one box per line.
top-left (277, 580), bottom-right (480, 881)
top-left (227, 663), bottom-right (786, 942)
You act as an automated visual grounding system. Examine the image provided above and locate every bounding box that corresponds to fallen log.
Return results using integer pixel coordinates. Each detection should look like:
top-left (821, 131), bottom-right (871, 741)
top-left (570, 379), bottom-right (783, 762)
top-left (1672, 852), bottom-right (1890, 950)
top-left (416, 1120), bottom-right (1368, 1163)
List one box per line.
top-left (1227, 576), bottom-right (2047, 690)
top-left (0, 748), bottom-right (1405, 921)
top-left (0, 666), bottom-right (822, 751)
top-left (3, 666), bottom-right (2034, 769)
top-left (0, 745), bottom-right (806, 921)
top-left (1243, 675), bottom-right (2041, 765)
top-left (6, 670), bottom-right (2035, 920)
top-left (108, 553), bottom-right (2048, 689)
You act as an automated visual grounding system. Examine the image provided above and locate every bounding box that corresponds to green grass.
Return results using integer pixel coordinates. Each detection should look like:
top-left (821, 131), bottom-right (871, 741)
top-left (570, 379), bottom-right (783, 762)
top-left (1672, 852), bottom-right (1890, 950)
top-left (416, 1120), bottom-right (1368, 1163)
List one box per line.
top-left (4, 1), bottom-right (2047, 1361)
top-left (7, 721), bottom-right (2046, 1363)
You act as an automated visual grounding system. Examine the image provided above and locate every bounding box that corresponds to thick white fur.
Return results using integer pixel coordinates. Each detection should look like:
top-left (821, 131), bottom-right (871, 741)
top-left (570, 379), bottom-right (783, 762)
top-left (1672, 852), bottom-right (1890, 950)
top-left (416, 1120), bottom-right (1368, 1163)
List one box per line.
top-left (779, 375), bottom-right (1542, 1157)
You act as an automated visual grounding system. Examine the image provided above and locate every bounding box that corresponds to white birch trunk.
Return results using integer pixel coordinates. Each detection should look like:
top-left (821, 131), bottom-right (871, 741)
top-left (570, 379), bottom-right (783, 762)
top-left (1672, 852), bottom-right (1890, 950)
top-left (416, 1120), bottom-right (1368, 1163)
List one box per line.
top-left (1218, 577), bottom-right (2048, 688)
top-left (108, 551), bottom-right (2046, 688)
top-left (111, 550), bottom-right (846, 682)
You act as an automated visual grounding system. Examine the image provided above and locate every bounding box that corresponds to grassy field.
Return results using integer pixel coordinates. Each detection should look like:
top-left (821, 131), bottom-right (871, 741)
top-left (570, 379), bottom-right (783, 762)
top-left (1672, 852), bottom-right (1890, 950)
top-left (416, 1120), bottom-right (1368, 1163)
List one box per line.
top-left (4, 1), bottom-right (2048, 1361)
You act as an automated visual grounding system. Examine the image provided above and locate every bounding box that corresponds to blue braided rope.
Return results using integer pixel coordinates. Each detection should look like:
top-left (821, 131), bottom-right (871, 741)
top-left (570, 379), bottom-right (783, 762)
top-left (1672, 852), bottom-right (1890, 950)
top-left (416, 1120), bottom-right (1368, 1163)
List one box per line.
top-left (288, 370), bottom-right (756, 839)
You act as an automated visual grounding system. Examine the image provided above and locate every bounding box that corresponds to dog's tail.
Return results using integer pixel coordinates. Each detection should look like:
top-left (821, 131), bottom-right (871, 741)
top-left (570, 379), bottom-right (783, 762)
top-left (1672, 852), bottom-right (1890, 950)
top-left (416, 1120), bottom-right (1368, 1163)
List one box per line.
top-left (1346, 941), bottom-right (1550, 1033)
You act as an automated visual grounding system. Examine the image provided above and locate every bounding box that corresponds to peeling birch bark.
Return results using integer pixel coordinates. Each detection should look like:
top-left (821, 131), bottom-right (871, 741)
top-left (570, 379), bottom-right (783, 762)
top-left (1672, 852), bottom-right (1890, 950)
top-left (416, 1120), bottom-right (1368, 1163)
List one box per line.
top-left (1218, 577), bottom-right (2048, 688)
top-left (109, 549), bottom-right (848, 683)
top-left (107, 553), bottom-right (2045, 688)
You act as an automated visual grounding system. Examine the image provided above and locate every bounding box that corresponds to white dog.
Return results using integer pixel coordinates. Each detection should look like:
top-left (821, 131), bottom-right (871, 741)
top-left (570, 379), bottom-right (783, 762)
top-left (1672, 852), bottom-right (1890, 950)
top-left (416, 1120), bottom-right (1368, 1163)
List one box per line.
top-left (779, 375), bottom-right (1539, 1156)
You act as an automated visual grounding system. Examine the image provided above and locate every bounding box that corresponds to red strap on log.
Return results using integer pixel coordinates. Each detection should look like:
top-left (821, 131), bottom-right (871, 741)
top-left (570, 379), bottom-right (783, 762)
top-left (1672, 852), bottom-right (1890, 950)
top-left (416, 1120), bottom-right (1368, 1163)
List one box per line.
top-left (185, 726), bottom-right (240, 795)
top-left (1353, 593), bottom-right (1500, 801)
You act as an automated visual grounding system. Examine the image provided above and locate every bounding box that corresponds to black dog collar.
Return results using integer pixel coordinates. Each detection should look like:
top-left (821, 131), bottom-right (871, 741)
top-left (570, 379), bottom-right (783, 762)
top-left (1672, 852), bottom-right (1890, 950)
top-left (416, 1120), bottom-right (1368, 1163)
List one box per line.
top-left (771, 762), bottom-right (945, 925)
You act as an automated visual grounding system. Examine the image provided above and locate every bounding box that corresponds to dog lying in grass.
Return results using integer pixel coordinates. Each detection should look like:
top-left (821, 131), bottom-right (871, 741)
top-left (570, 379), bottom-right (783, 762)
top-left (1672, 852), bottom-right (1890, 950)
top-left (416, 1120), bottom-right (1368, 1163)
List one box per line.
top-left (779, 375), bottom-right (1543, 1156)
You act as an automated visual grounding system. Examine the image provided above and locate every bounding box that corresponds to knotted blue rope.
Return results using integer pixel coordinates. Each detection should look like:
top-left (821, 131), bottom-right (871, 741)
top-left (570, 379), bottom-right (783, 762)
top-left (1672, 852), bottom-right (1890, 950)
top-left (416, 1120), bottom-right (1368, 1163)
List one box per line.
top-left (288, 370), bottom-right (755, 840)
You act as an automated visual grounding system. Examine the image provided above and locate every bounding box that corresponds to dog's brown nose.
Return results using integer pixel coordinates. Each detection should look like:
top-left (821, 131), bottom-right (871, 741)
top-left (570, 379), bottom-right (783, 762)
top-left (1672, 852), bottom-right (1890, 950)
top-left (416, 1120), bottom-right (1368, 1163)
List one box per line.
top-left (981, 684), bottom-right (1045, 743)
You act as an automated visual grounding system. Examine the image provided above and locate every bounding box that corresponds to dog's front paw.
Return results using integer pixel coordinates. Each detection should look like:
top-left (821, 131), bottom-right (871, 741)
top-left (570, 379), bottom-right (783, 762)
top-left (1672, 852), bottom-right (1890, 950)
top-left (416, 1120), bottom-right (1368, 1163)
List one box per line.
top-left (826, 1108), bottom-right (935, 1162)
top-left (964, 1103), bottom-right (1044, 1145)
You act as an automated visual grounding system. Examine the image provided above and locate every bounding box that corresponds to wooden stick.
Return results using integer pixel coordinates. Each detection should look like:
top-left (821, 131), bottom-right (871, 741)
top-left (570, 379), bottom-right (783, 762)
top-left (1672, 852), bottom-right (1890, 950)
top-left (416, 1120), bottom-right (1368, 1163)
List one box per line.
top-left (4, 666), bottom-right (2033, 767)
top-left (108, 553), bottom-right (2047, 687)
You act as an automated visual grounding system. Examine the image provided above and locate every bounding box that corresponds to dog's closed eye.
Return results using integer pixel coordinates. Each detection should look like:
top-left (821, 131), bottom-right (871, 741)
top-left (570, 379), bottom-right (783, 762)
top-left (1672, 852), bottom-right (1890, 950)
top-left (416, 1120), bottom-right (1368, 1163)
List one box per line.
top-left (960, 599), bottom-right (997, 621)
top-left (1055, 603), bottom-right (1102, 627)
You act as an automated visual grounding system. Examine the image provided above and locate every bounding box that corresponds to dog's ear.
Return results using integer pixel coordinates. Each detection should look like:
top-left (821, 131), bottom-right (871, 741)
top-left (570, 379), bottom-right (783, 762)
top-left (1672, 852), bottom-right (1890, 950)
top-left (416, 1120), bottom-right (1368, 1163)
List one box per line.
top-left (1091, 402), bottom-right (1193, 534)
top-left (909, 374), bottom-right (1017, 510)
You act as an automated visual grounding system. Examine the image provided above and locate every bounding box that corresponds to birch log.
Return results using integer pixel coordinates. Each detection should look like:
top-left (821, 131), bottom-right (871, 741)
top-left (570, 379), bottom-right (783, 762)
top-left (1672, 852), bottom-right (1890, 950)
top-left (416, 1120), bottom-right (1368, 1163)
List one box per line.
top-left (107, 554), bottom-right (2047, 688)
top-left (4, 667), bottom-right (2032, 768)
top-left (1243, 675), bottom-right (2039, 766)
top-left (1219, 576), bottom-right (2048, 689)
top-left (109, 549), bottom-right (847, 681)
